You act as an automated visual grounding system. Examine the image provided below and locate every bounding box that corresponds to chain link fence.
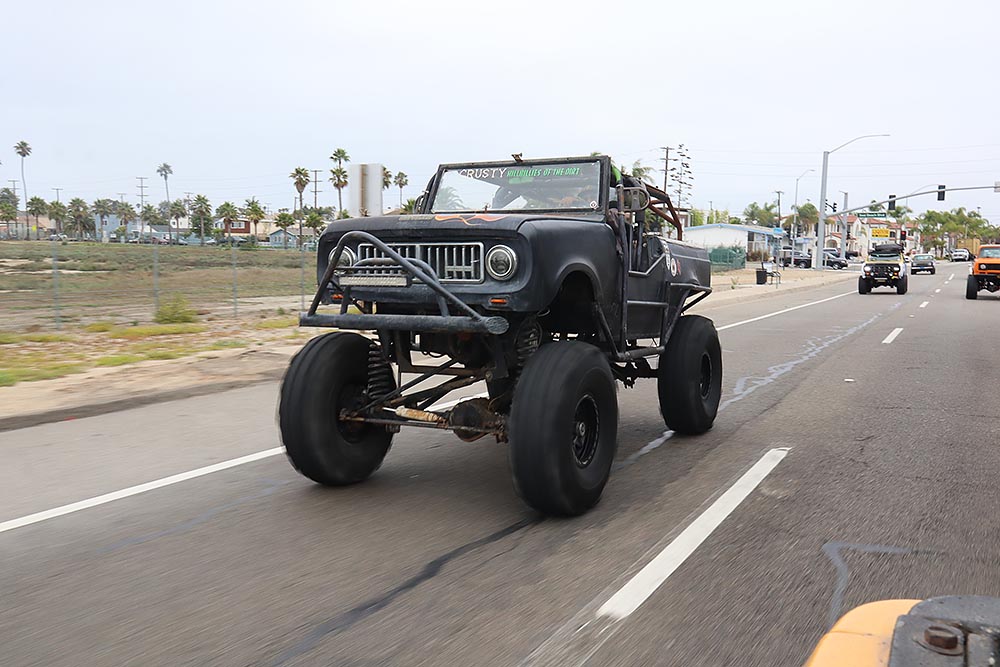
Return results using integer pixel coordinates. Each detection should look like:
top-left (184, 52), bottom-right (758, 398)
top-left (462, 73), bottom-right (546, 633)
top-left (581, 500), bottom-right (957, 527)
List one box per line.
top-left (708, 246), bottom-right (747, 272)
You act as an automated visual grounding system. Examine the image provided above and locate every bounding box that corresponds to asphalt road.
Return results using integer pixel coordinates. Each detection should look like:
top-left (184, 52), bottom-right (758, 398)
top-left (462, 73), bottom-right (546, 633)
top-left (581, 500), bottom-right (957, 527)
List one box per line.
top-left (3, 262), bottom-right (998, 667)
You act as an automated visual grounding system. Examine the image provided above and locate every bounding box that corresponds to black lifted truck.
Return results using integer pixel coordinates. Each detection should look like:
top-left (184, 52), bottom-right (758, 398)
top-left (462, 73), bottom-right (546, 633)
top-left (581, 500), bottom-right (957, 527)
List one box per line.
top-left (279, 155), bottom-right (721, 516)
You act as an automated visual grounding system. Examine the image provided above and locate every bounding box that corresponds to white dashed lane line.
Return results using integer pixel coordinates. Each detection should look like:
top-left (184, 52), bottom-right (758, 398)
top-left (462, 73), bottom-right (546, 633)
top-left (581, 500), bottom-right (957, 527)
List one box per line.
top-left (919, 301), bottom-right (929, 308)
top-left (882, 328), bottom-right (904, 345)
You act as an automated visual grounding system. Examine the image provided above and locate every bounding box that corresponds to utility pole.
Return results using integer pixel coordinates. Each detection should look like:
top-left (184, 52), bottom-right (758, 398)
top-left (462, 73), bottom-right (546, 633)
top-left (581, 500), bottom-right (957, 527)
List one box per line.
top-left (53, 188), bottom-right (62, 202)
top-left (311, 169), bottom-right (322, 210)
top-left (774, 190), bottom-right (783, 262)
top-left (136, 177), bottom-right (148, 235)
top-left (840, 191), bottom-right (849, 259)
top-left (659, 147), bottom-right (670, 192)
top-left (708, 200), bottom-right (713, 225)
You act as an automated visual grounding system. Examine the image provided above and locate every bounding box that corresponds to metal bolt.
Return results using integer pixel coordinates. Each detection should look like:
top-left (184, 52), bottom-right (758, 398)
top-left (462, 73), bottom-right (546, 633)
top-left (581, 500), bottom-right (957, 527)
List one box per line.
top-left (924, 626), bottom-right (959, 651)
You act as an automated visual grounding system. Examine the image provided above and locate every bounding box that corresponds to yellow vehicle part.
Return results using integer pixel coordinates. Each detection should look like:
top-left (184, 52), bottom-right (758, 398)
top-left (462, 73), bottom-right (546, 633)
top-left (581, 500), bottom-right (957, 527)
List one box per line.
top-left (803, 599), bottom-right (919, 667)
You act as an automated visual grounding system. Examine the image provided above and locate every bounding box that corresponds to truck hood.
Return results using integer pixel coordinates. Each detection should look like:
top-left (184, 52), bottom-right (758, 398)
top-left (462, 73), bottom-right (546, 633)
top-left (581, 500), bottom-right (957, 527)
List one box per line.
top-left (321, 212), bottom-right (605, 240)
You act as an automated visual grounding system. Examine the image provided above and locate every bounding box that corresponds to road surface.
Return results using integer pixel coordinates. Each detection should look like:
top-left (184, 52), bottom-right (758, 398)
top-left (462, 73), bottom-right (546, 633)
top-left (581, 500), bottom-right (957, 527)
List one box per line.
top-left (3, 263), bottom-right (998, 666)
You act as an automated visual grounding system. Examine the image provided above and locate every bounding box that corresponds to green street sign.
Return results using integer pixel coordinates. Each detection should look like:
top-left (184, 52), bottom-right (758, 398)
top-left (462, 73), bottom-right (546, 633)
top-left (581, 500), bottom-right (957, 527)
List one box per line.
top-left (856, 211), bottom-right (886, 218)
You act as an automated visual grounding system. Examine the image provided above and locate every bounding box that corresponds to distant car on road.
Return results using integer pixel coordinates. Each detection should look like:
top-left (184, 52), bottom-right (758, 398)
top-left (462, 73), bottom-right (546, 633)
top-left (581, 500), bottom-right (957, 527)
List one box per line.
top-left (950, 248), bottom-right (972, 261)
top-left (780, 249), bottom-right (813, 268)
top-left (910, 253), bottom-right (935, 274)
top-left (822, 249), bottom-right (849, 270)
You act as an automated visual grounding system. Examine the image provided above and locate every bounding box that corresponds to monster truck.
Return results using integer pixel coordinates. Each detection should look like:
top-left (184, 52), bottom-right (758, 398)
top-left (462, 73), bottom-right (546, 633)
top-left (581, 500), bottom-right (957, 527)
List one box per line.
top-left (279, 155), bottom-right (722, 516)
top-left (859, 243), bottom-right (908, 294)
top-left (966, 244), bottom-right (1000, 299)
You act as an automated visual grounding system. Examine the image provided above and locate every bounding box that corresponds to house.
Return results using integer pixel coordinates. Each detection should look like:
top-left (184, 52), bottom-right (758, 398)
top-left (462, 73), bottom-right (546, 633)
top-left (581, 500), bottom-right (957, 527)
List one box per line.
top-left (682, 223), bottom-right (784, 256)
top-left (268, 227), bottom-right (318, 248)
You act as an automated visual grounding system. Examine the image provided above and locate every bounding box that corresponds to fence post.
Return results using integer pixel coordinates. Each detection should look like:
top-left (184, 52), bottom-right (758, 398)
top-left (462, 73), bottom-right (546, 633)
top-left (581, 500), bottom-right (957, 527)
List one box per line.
top-left (231, 240), bottom-right (238, 318)
top-left (299, 240), bottom-right (305, 312)
top-left (51, 238), bottom-right (61, 330)
top-left (152, 241), bottom-right (160, 314)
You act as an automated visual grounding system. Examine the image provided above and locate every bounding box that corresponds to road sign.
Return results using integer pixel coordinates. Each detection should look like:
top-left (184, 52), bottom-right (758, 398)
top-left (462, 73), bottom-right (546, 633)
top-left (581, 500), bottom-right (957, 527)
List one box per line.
top-left (772, 227), bottom-right (783, 235)
top-left (857, 211), bottom-right (885, 219)
top-left (871, 227), bottom-right (891, 238)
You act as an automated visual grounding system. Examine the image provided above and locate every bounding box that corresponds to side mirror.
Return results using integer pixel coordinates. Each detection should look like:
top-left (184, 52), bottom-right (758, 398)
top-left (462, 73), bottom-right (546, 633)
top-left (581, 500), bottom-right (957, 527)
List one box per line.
top-left (413, 194), bottom-right (425, 213)
top-left (620, 187), bottom-right (650, 213)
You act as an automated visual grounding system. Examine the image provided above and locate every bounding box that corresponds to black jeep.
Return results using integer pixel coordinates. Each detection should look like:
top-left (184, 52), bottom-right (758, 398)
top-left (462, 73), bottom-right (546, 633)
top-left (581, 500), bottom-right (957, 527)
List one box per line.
top-left (279, 155), bottom-right (722, 516)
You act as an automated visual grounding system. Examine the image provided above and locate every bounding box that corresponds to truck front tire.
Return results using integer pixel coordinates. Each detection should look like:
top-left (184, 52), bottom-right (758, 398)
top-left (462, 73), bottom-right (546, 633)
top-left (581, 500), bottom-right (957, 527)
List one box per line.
top-left (657, 315), bottom-right (723, 435)
top-left (896, 274), bottom-right (908, 295)
top-left (508, 342), bottom-right (618, 516)
top-left (967, 275), bottom-right (979, 300)
top-left (859, 277), bottom-right (871, 294)
top-left (279, 332), bottom-right (395, 486)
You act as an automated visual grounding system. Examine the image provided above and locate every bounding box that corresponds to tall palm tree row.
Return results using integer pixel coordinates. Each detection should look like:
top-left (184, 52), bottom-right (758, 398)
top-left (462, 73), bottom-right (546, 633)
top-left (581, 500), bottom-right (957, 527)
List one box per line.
top-left (14, 141), bottom-right (31, 238)
top-left (189, 195), bottom-right (213, 244)
top-left (289, 168), bottom-right (310, 247)
top-left (27, 197), bottom-right (47, 240)
top-left (47, 200), bottom-right (67, 234)
top-left (243, 198), bottom-right (265, 240)
top-left (215, 201), bottom-right (240, 237)
top-left (393, 172), bottom-right (409, 208)
top-left (156, 163), bottom-right (173, 243)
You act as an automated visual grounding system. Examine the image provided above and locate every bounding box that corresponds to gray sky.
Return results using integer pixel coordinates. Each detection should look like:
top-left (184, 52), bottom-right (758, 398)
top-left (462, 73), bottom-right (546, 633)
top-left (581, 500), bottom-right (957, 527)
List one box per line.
top-left (3, 0), bottom-right (999, 219)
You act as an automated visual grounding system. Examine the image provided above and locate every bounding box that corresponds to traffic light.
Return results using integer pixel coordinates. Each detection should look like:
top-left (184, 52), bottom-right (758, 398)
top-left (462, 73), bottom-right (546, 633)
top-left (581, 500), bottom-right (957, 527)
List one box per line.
top-left (831, 202), bottom-right (837, 212)
top-left (937, 185), bottom-right (946, 201)
top-left (900, 229), bottom-right (907, 242)
top-left (888, 195), bottom-right (896, 211)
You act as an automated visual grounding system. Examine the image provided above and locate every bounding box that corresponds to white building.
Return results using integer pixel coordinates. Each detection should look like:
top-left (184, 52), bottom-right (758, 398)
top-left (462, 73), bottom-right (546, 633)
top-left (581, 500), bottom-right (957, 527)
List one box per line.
top-left (682, 223), bottom-right (783, 255)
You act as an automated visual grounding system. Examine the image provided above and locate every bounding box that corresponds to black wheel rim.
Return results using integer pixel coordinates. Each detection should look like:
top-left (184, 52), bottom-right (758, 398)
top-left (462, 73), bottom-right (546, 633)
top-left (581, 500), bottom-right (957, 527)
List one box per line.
top-left (334, 382), bottom-right (369, 442)
top-left (572, 394), bottom-right (600, 468)
top-left (699, 353), bottom-right (713, 400)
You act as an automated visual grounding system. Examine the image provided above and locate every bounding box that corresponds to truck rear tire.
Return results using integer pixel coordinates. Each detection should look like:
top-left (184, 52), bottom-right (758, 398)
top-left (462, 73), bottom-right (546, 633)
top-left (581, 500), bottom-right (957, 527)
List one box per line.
top-left (858, 277), bottom-right (871, 294)
top-left (279, 332), bottom-right (395, 486)
top-left (508, 342), bottom-right (618, 516)
top-left (657, 315), bottom-right (722, 435)
top-left (967, 275), bottom-right (979, 300)
top-left (896, 274), bottom-right (908, 295)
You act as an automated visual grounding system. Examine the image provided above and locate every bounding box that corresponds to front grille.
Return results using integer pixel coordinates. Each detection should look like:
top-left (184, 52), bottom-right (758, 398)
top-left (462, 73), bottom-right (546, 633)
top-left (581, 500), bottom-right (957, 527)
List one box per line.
top-left (978, 263), bottom-right (1000, 273)
top-left (870, 264), bottom-right (899, 277)
top-left (358, 242), bottom-right (483, 282)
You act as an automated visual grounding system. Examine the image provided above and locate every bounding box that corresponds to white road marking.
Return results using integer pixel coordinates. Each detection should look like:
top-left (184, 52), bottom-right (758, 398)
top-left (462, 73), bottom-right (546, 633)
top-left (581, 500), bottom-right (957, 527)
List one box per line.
top-left (949, 273), bottom-right (955, 280)
top-left (919, 301), bottom-right (929, 308)
top-left (717, 291), bottom-right (853, 331)
top-left (597, 447), bottom-right (789, 620)
top-left (0, 391), bottom-right (488, 535)
top-left (882, 328), bottom-right (904, 345)
top-left (935, 288), bottom-right (941, 293)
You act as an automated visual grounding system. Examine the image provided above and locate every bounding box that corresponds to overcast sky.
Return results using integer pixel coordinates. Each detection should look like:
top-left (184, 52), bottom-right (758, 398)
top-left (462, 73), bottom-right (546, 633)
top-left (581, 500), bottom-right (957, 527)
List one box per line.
top-left (3, 0), bottom-right (998, 220)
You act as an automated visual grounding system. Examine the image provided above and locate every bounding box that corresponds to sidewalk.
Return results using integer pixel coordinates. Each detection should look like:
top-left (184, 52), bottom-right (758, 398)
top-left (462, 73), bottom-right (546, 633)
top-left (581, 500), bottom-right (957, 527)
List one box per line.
top-left (0, 270), bottom-right (856, 432)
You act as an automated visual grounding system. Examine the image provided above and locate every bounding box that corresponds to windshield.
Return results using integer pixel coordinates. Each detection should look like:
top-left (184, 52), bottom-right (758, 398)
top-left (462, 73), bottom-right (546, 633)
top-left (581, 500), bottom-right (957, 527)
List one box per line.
top-left (914, 254), bottom-right (933, 260)
top-left (430, 160), bottom-right (602, 213)
top-left (979, 247), bottom-right (1000, 258)
top-left (869, 253), bottom-right (902, 261)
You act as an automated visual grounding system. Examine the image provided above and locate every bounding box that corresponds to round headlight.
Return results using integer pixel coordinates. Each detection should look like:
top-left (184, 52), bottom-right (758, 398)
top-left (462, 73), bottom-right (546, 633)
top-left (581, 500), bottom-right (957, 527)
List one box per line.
top-left (329, 247), bottom-right (355, 267)
top-left (486, 245), bottom-right (517, 281)
top-left (895, 264), bottom-right (903, 272)
top-left (863, 265), bottom-right (872, 272)
top-left (980, 263), bottom-right (988, 271)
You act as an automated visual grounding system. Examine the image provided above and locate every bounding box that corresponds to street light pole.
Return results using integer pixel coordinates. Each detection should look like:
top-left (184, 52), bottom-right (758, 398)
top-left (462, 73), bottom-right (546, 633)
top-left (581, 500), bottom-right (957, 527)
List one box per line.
top-left (840, 191), bottom-right (849, 259)
top-left (774, 190), bottom-right (783, 261)
top-left (791, 169), bottom-right (813, 266)
top-left (815, 133), bottom-right (890, 270)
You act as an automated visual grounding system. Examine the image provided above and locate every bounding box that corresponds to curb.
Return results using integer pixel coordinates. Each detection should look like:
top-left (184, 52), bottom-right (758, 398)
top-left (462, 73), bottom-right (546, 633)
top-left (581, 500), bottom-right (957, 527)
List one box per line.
top-left (697, 273), bottom-right (856, 310)
top-left (0, 370), bottom-right (284, 433)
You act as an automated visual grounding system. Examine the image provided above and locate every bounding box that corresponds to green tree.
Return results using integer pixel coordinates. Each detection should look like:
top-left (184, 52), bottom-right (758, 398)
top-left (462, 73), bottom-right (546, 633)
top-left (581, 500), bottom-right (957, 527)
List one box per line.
top-left (189, 194), bottom-right (213, 244)
top-left (169, 199), bottom-right (188, 239)
top-left (304, 210), bottom-right (325, 236)
top-left (330, 147), bottom-right (350, 168)
top-left (400, 197), bottom-right (418, 214)
top-left (382, 166), bottom-right (392, 191)
top-left (243, 197), bottom-right (265, 239)
top-left (0, 201), bottom-right (15, 236)
top-left (215, 201), bottom-right (240, 238)
top-left (329, 166), bottom-right (348, 213)
top-left (0, 188), bottom-right (18, 237)
top-left (156, 163), bottom-right (175, 243)
top-left (743, 201), bottom-right (777, 226)
top-left (48, 200), bottom-right (67, 234)
top-left (393, 171), bottom-right (409, 208)
top-left (689, 209), bottom-right (705, 226)
top-left (14, 141), bottom-right (31, 238)
top-left (66, 198), bottom-right (93, 240)
top-left (789, 202), bottom-right (819, 234)
top-left (622, 159), bottom-right (654, 182)
top-left (115, 201), bottom-right (137, 238)
top-left (289, 166), bottom-right (310, 216)
top-left (274, 210), bottom-right (295, 248)
top-left (93, 198), bottom-right (115, 239)
top-left (27, 196), bottom-right (48, 239)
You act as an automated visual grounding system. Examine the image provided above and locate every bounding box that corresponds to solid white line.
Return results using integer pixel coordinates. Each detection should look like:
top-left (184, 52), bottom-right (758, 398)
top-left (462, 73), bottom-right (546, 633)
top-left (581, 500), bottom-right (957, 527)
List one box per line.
top-left (717, 291), bottom-right (853, 331)
top-left (597, 447), bottom-right (789, 620)
top-left (949, 273), bottom-right (955, 280)
top-left (0, 448), bottom-right (284, 535)
top-left (882, 328), bottom-right (904, 345)
top-left (919, 301), bottom-right (929, 308)
top-left (0, 390), bottom-right (490, 535)
top-left (935, 288), bottom-right (941, 293)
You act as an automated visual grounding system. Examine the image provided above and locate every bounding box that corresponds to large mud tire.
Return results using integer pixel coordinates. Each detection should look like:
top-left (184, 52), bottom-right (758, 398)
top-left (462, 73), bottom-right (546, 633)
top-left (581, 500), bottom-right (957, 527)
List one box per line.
top-left (279, 332), bottom-right (395, 486)
top-left (657, 315), bottom-right (723, 435)
top-left (508, 342), bottom-right (618, 517)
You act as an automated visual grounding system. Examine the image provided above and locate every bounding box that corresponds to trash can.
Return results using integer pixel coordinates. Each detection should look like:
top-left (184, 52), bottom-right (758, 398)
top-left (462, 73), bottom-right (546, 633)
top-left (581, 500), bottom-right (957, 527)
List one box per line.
top-left (755, 269), bottom-right (768, 285)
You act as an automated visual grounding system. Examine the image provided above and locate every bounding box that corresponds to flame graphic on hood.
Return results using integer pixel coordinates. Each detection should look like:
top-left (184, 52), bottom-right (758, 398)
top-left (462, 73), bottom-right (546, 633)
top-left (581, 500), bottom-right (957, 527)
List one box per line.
top-left (433, 213), bottom-right (509, 226)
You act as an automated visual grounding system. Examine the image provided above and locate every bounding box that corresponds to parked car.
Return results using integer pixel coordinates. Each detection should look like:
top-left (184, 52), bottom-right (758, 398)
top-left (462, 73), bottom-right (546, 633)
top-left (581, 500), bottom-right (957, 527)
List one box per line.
top-left (950, 248), bottom-right (972, 261)
top-left (910, 253), bottom-right (935, 274)
top-left (823, 254), bottom-right (849, 270)
top-left (780, 250), bottom-right (813, 268)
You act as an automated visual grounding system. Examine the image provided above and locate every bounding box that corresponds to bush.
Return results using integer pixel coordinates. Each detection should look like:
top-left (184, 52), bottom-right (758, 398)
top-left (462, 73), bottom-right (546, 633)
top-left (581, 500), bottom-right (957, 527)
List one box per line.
top-left (154, 295), bottom-right (197, 324)
top-left (746, 248), bottom-right (767, 262)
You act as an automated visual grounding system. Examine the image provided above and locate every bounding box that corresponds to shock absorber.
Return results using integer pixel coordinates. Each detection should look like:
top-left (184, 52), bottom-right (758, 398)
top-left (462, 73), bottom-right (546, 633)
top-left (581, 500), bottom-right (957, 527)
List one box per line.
top-left (367, 343), bottom-right (395, 403)
top-left (515, 320), bottom-right (541, 370)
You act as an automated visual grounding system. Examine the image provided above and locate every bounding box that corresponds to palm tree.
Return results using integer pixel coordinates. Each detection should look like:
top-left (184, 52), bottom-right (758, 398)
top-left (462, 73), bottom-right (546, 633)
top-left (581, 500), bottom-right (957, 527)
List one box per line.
top-left (92, 198), bottom-right (114, 239)
top-left (0, 188), bottom-right (17, 238)
top-left (305, 210), bottom-right (324, 235)
top-left (115, 201), bottom-right (137, 239)
top-left (393, 172), bottom-right (409, 208)
top-left (140, 204), bottom-right (162, 239)
top-left (329, 166), bottom-right (348, 214)
top-left (382, 166), bottom-right (392, 191)
top-left (0, 202), bottom-right (15, 236)
top-left (156, 163), bottom-right (174, 243)
top-left (289, 168), bottom-right (310, 247)
top-left (274, 211), bottom-right (295, 248)
top-left (330, 148), bottom-right (350, 169)
top-left (27, 196), bottom-right (47, 239)
top-left (243, 197), bottom-right (265, 240)
top-left (215, 201), bottom-right (240, 238)
top-left (169, 200), bottom-right (187, 240)
top-left (48, 200), bottom-right (67, 235)
top-left (67, 198), bottom-right (92, 240)
top-left (14, 141), bottom-right (31, 237)
top-left (189, 194), bottom-right (212, 245)
top-left (401, 197), bottom-right (418, 214)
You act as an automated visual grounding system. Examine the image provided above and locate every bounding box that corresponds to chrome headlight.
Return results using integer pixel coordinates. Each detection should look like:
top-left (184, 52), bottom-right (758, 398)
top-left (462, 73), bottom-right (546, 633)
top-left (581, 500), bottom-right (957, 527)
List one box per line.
top-left (895, 264), bottom-right (903, 272)
top-left (329, 247), bottom-right (356, 268)
top-left (980, 263), bottom-right (988, 271)
top-left (863, 265), bottom-right (872, 272)
top-left (486, 245), bottom-right (518, 280)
